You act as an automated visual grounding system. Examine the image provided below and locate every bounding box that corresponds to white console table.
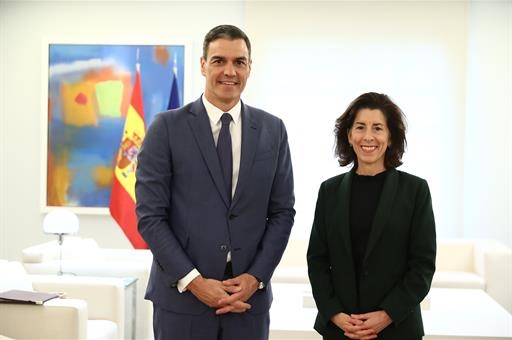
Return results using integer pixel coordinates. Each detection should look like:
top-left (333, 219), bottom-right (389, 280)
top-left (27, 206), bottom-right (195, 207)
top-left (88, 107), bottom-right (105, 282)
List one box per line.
top-left (270, 283), bottom-right (512, 340)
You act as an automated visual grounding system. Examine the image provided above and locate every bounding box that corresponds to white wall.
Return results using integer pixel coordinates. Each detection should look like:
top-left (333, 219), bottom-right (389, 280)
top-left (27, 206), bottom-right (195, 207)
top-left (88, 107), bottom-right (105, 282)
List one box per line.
top-left (245, 1), bottom-right (469, 241)
top-left (463, 1), bottom-right (512, 245)
top-left (0, 0), bottom-right (510, 262)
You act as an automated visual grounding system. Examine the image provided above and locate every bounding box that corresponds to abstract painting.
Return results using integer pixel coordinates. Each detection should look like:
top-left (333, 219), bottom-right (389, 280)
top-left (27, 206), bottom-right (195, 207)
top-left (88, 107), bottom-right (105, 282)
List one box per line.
top-left (44, 43), bottom-right (185, 209)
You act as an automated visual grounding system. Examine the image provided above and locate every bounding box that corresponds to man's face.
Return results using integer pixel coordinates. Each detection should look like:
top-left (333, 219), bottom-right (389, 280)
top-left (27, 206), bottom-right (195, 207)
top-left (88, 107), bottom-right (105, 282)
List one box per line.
top-left (201, 38), bottom-right (251, 112)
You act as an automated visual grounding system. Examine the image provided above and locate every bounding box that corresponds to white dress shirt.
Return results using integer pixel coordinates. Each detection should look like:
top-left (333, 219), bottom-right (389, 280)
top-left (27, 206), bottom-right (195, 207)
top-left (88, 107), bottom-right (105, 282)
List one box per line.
top-left (177, 95), bottom-right (242, 292)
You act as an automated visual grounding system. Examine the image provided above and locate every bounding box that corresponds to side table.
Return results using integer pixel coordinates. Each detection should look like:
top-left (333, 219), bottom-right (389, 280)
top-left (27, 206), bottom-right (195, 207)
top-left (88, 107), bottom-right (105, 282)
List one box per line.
top-left (122, 277), bottom-right (138, 340)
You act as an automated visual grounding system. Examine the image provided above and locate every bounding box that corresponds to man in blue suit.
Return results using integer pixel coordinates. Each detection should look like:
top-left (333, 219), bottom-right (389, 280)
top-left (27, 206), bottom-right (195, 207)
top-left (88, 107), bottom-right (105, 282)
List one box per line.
top-left (135, 24), bottom-right (295, 340)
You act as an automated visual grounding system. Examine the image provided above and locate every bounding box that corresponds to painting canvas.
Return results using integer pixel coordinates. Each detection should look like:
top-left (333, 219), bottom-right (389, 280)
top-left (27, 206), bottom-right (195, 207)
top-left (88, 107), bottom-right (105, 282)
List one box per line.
top-left (45, 43), bottom-right (186, 210)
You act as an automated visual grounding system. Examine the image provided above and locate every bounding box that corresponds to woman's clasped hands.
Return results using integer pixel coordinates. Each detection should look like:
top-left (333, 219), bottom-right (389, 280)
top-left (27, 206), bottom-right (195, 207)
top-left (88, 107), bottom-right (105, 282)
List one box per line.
top-left (331, 310), bottom-right (392, 339)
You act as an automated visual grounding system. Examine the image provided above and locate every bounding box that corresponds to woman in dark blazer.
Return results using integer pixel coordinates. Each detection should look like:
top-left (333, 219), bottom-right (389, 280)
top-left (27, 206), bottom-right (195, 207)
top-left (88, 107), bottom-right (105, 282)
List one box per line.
top-left (307, 92), bottom-right (436, 340)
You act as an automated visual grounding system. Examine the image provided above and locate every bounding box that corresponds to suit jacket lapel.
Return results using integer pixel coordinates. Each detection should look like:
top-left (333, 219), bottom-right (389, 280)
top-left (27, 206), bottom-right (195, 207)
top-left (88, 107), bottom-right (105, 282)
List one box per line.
top-left (187, 98), bottom-right (231, 207)
top-left (232, 104), bottom-right (259, 205)
top-left (364, 168), bottom-right (399, 261)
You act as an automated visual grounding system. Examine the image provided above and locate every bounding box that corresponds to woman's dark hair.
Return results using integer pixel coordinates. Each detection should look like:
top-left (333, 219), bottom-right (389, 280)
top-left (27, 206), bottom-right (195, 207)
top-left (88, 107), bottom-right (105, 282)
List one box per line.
top-left (334, 92), bottom-right (407, 169)
top-left (203, 24), bottom-right (251, 59)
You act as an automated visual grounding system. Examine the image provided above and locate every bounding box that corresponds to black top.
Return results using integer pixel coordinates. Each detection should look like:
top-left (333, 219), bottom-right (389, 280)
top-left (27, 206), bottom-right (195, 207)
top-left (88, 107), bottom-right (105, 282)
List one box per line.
top-left (350, 170), bottom-right (388, 288)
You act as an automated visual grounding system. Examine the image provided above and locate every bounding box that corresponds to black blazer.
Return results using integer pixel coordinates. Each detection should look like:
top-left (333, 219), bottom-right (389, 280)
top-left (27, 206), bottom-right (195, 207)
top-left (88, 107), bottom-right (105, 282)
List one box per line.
top-left (307, 168), bottom-right (436, 339)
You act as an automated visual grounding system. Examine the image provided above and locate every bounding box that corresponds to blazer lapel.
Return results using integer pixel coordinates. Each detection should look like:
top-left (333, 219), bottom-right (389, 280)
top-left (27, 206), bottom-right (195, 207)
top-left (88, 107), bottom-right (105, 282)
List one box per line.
top-left (232, 104), bottom-right (259, 205)
top-left (364, 168), bottom-right (399, 261)
top-left (336, 171), bottom-right (354, 257)
top-left (187, 99), bottom-right (231, 207)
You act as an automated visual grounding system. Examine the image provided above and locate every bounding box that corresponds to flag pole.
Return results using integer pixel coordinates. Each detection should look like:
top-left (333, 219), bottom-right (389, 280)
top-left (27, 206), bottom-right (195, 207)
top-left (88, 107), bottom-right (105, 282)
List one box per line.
top-left (167, 51), bottom-right (181, 110)
top-left (173, 52), bottom-right (178, 76)
top-left (136, 47), bottom-right (140, 72)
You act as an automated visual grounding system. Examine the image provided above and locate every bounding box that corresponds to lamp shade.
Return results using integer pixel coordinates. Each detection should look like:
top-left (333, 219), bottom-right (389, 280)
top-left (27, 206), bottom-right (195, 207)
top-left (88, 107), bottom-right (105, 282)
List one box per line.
top-left (43, 209), bottom-right (79, 235)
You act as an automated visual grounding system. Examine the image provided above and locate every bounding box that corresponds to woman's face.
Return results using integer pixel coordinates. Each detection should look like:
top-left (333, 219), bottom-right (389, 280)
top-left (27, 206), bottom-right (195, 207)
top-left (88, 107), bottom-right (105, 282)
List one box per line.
top-left (348, 108), bottom-right (391, 175)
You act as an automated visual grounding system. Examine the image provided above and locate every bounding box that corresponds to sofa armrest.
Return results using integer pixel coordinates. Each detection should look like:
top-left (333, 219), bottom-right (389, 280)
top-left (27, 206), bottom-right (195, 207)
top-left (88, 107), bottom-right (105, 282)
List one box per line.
top-left (30, 275), bottom-right (125, 338)
top-left (0, 298), bottom-right (88, 339)
top-left (473, 239), bottom-right (512, 313)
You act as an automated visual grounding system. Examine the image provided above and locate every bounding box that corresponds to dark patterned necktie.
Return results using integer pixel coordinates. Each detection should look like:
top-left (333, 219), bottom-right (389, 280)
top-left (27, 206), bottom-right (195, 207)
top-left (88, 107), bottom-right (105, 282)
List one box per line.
top-left (217, 113), bottom-right (232, 201)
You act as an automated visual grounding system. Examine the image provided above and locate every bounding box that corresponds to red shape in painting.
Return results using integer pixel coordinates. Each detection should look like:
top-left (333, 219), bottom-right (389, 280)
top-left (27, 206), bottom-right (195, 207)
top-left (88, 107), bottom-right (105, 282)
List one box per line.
top-left (75, 92), bottom-right (87, 105)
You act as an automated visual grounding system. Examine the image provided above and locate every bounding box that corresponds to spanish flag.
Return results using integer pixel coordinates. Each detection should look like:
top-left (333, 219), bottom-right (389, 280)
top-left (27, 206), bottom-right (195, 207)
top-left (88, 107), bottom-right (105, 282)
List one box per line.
top-left (109, 64), bottom-right (148, 249)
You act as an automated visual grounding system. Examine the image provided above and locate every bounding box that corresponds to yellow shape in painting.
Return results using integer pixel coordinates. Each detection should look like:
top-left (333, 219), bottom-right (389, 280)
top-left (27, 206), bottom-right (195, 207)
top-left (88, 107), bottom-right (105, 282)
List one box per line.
top-left (47, 164), bottom-right (73, 206)
top-left (114, 105), bottom-right (145, 201)
top-left (95, 80), bottom-right (123, 118)
top-left (61, 81), bottom-right (98, 126)
top-left (92, 165), bottom-right (114, 188)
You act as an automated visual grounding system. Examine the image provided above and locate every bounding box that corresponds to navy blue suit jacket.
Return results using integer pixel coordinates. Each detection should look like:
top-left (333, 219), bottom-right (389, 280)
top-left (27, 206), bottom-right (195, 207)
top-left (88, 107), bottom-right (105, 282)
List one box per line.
top-left (135, 97), bottom-right (295, 315)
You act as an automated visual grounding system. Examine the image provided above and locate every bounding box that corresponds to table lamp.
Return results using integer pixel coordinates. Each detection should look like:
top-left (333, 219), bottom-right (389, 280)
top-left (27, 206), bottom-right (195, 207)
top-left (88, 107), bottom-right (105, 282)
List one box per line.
top-left (43, 208), bottom-right (79, 275)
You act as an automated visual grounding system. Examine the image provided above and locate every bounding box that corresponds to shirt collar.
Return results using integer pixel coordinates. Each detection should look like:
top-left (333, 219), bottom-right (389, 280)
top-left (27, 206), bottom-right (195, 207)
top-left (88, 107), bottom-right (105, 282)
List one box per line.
top-left (202, 95), bottom-right (241, 125)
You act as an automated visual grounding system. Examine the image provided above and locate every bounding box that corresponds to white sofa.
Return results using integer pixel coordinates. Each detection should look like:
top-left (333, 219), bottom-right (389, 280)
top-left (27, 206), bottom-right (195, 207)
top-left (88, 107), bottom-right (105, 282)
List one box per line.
top-left (21, 237), bottom-right (153, 340)
top-left (20, 236), bottom-right (512, 339)
top-left (0, 259), bottom-right (125, 339)
top-left (273, 238), bottom-right (512, 314)
top-left (432, 238), bottom-right (512, 313)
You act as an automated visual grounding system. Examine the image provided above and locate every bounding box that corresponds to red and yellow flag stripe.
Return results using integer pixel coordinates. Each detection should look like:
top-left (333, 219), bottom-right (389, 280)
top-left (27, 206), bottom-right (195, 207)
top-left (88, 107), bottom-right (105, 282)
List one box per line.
top-left (110, 67), bottom-right (148, 249)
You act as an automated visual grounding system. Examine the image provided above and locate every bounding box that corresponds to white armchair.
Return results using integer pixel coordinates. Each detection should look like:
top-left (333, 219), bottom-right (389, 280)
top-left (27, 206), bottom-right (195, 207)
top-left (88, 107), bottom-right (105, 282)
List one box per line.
top-left (21, 237), bottom-right (153, 340)
top-left (0, 260), bottom-right (126, 339)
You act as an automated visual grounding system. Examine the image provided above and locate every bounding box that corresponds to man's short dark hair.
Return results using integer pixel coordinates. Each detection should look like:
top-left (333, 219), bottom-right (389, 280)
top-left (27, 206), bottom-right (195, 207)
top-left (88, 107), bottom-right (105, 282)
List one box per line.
top-left (203, 24), bottom-right (251, 59)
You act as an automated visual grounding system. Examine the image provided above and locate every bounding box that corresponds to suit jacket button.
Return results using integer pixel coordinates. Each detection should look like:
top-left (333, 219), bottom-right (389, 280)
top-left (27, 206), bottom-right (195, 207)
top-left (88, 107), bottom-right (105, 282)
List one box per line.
top-left (220, 245), bottom-right (228, 252)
